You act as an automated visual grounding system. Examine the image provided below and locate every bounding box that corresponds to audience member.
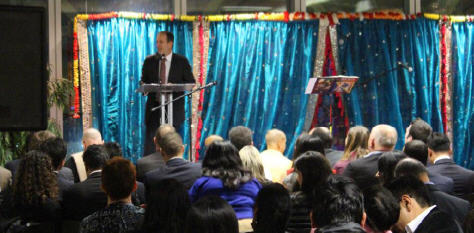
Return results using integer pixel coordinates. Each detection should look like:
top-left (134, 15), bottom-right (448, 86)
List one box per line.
top-left (260, 129), bottom-right (291, 183)
top-left (145, 132), bottom-right (201, 190)
top-left (229, 126), bottom-right (253, 150)
top-left (405, 118), bottom-right (432, 143)
top-left (141, 179), bottom-right (191, 233)
top-left (185, 195), bottom-right (239, 233)
top-left (334, 126), bottom-right (369, 174)
top-left (311, 175), bottom-right (366, 233)
top-left (104, 142), bottom-right (123, 158)
top-left (79, 157), bottom-right (144, 233)
top-left (287, 151), bottom-right (332, 233)
top-left (63, 145), bottom-right (109, 220)
top-left (426, 132), bottom-right (474, 199)
top-left (363, 185), bottom-right (400, 233)
top-left (0, 166), bottom-right (11, 192)
top-left (239, 145), bottom-right (271, 184)
top-left (394, 158), bottom-right (471, 225)
top-left (376, 151), bottom-right (406, 186)
top-left (403, 140), bottom-right (454, 194)
top-left (204, 134), bottom-right (224, 148)
top-left (343, 124), bottom-right (397, 190)
top-left (310, 127), bottom-right (343, 166)
top-left (252, 183), bottom-right (291, 233)
top-left (387, 176), bottom-right (463, 233)
top-left (65, 128), bottom-right (104, 183)
top-left (136, 125), bottom-right (172, 181)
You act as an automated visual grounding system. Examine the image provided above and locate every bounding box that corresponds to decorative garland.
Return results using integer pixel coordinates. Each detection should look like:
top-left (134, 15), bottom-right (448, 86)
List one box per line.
top-left (194, 20), bottom-right (205, 161)
top-left (72, 17), bottom-right (80, 119)
top-left (425, 13), bottom-right (474, 22)
top-left (440, 19), bottom-right (448, 133)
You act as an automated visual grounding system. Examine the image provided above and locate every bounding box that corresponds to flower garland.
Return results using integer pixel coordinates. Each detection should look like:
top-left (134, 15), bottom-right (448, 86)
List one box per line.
top-left (72, 17), bottom-right (80, 119)
top-left (194, 19), bottom-right (205, 161)
top-left (440, 18), bottom-right (448, 133)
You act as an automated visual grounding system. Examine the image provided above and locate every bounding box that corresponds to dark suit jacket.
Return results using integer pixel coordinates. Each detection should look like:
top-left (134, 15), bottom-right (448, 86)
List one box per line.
top-left (427, 158), bottom-right (474, 199)
top-left (141, 53), bottom-right (195, 128)
top-left (64, 156), bottom-right (81, 183)
top-left (136, 152), bottom-right (165, 182)
top-left (55, 171), bottom-right (73, 201)
top-left (325, 148), bottom-right (344, 167)
top-left (428, 171), bottom-right (454, 194)
top-left (145, 158), bottom-right (202, 191)
top-left (425, 184), bottom-right (471, 225)
top-left (414, 207), bottom-right (463, 233)
top-left (342, 151), bottom-right (383, 190)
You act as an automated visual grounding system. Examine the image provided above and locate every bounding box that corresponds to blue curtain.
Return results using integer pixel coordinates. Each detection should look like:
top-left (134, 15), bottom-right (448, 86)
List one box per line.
top-left (338, 19), bottom-right (442, 149)
top-left (199, 21), bottom-right (319, 158)
top-left (452, 22), bottom-right (474, 169)
top-left (87, 18), bottom-right (193, 163)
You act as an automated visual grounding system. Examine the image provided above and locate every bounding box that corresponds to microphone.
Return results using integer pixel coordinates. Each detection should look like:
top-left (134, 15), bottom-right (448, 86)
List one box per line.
top-left (397, 62), bottom-right (413, 72)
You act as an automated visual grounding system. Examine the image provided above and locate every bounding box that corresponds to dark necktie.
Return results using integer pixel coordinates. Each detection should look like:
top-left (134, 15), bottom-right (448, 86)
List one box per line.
top-left (160, 57), bottom-right (167, 84)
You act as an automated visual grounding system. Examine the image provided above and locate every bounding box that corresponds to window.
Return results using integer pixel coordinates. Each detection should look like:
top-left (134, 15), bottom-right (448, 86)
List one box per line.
top-left (422, 0), bottom-right (474, 15)
top-left (307, 0), bottom-right (404, 13)
top-left (187, 0), bottom-right (288, 15)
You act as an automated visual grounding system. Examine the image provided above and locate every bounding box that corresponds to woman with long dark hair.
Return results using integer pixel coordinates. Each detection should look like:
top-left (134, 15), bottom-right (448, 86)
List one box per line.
top-left (252, 183), bottom-right (291, 233)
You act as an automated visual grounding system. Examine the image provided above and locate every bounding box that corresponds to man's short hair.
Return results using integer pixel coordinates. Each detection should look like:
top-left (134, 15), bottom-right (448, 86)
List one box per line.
top-left (228, 126), bottom-right (253, 150)
top-left (372, 125), bottom-right (398, 148)
top-left (27, 130), bottom-right (55, 151)
top-left (408, 118), bottom-right (432, 143)
top-left (265, 129), bottom-right (286, 147)
top-left (102, 157), bottom-right (136, 201)
top-left (39, 137), bottom-right (67, 169)
top-left (364, 185), bottom-right (400, 232)
top-left (159, 31), bottom-right (174, 43)
top-left (154, 124), bottom-right (176, 146)
top-left (312, 175), bottom-right (364, 227)
top-left (403, 140), bottom-right (428, 165)
top-left (204, 135), bottom-right (223, 148)
top-left (310, 127), bottom-right (332, 149)
top-left (387, 176), bottom-right (431, 208)
top-left (294, 134), bottom-right (325, 158)
top-left (83, 144), bottom-right (109, 171)
top-left (426, 132), bottom-right (450, 152)
top-left (160, 132), bottom-right (183, 156)
top-left (394, 158), bottom-right (428, 179)
top-left (104, 142), bottom-right (122, 158)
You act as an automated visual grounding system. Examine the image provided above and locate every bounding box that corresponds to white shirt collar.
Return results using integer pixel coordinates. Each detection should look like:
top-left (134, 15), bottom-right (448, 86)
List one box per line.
top-left (434, 155), bottom-right (451, 164)
top-left (363, 151), bottom-right (383, 158)
top-left (405, 205), bottom-right (437, 233)
top-left (89, 170), bottom-right (102, 176)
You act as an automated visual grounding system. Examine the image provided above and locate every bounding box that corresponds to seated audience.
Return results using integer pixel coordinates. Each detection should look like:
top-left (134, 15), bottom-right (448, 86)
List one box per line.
top-left (0, 166), bottom-right (11, 192)
top-left (387, 176), bottom-right (463, 233)
top-left (229, 126), bottom-right (253, 150)
top-left (1, 151), bottom-right (61, 233)
top-left (287, 151), bottom-right (332, 233)
top-left (333, 126), bottom-right (369, 174)
top-left (394, 158), bottom-right (471, 225)
top-left (136, 125), bottom-right (172, 182)
top-left (141, 179), bottom-right (191, 233)
top-left (405, 118), bottom-right (432, 143)
top-left (65, 128), bottom-right (104, 183)
top-left (252, 183), bottom-right (291, 233)
top-left (104, 142), bottom-right (123, 158)
top-left (376, 151), bottom-right (406, 186)
top-left (260, 129), bottom-right (291, 183)
top-left (79, 157), bottom-right (144, 233)
top-left (343, 124), bottom-right (397, 190)
top-left (426, 132), bottom-right (474, 199)
top-left (145, 132), bottom-right (201, 190)
top-left (363, 185), bottom-right (400, 233)
top-left (185, 195), bottom-right (239, 233)
top-left (311, 175), bottom-right (366, 233)
top-left (239, 145), bottom-right (271, 184)
top-left (63, 145), bottom-right (109, 220)
top-left (204, 134), bottom-right (224, 148)
top-left (403, 140), bottom-right (454, 194)
top-left (310, 127), bottom-right (343, 166)
top-left (189, 141), bottom-right (261, 221)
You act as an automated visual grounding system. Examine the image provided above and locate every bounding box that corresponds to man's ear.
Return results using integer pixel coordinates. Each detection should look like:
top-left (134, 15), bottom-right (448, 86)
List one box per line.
top-left (401, 194), bottom-right (412, 212)
top-left (361, 211), bottom-right (367, 228)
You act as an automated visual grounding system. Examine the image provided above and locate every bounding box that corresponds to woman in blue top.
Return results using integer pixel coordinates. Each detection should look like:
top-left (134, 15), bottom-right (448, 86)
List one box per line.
top-left (189, 141), bottom-right (262, 220)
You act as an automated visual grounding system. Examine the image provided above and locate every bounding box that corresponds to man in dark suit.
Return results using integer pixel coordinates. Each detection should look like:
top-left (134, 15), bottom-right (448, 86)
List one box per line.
top-left (427, 132), bottom-right (474, 199)
top-left (310, 127), bottom-right (343, 167)
top-left (145, 132), bottom-right (201, 192)
top-left (387, 176), bottom-right (463, 233)
top-left (141, 31), bottom-right (195, 156)
top-left (343, 124), bottom-right (398, 189)
top-left (404, 118), bottom-right (432, 143)
top-left (136, 125), bottom-right (172, 182)
top-left (394, 158), bottom-right (471, 225)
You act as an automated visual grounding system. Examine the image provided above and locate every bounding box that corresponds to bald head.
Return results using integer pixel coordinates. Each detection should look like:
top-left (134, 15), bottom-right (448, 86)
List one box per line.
top-left (265, 129), bottom-right (287, 153)
top-left (83, 128), bottom-right (103, 149)
top-left (369, 125), bottom-right (397, 151)
top-left (204, 135), bottom-right (224, 148)
top-left (154, 124), bottom-right (176, 147)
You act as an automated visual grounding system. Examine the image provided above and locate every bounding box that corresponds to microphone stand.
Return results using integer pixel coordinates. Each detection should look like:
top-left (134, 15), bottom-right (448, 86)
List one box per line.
top-left (357, 62), bottom-right (412, 86)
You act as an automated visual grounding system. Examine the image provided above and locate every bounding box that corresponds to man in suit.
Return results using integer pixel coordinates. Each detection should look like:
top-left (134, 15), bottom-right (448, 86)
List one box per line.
top-left (404, 118), bottom-right (432, 144)
top-left (310, 127), bottom-right (343, 167)
top-left (145, 132), bottom-right (201, 191)
top-left (394, 158), bottom-right (471, 225)
top-left (343, 124), bottom-right (397, 189)
top-left (141, 31), bottom-right (195, 156)
top-left (427, 132), bottom-right (474, 200)
top-left (387, 176), bottom-right (462, 233)
top-left (136, 125), bottom-right (172, 182)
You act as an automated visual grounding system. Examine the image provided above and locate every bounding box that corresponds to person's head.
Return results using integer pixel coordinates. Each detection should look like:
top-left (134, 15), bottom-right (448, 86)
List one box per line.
top-left (312, 175), bottom-right (366, 228)
top-left (363, 185), bottom-right (400, 232)
top-left (386, 176), bottom-right (431, 231)
top-left (239, 145), bottom-right (266, 184)
top-left (342, 126), bottom-right (370, 160)
top-left (310, 127), bottom-right (332, 149)
top-left (82, 128), bottom-right (103, 150)
top-left (376, 151), bottom-right (407, 186)
top-left (293, 133), bottom-right (325, 159)
top-left (157, 31), bottom-right (174, 56)
top-left (154, 124), bottom-right (176, 151)
top-left (185, 195), bottom-right (239, 233)
top-left (13, 150), bottom-right (58, 205)
top-left (101, 157), bottom-right (137, 203)
top-left (294, 151), bottom-right (332, 194)
top-left (368, 124), bottom-right (398, 152)
top-left (394, 158), bottom-right (430, 183)
top-left (405, 118), bottom-right (432, 143)
top-left (426, 132), bottom-right (451, 164)
top-left (159, 131), bottom-right (185, 161)
top-left (204, 134), bottom-right (224, 148)
top-left (26, 130), bottom-right (55, 151)
top-left (403, 140), bottom-right (428, 165)
top-left (143, 179), bottom-right (191, 233)
top-left (265, 129), bottom-right (287, 153)
top-left (82, 144), bottom-right (109, 173)
top-left (252, 183), bottom-right (291, 233)
top-left (104, 142), bottom-right (122, 158)
top-left (228, 126), bottom-right (253, 150)
top-left (39, 137), bottom-right (67, 171)
top-left (203, 141), bottom-right (250, 189)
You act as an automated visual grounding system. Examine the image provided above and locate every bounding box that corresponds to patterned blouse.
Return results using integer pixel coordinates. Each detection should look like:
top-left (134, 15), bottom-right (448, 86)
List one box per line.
top-left (79, 202), bottom-right (144, 233)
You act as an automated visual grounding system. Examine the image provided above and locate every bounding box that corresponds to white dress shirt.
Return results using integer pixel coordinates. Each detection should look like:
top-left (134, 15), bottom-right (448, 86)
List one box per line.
top-left (405, 205), bottom-right (437, 233)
